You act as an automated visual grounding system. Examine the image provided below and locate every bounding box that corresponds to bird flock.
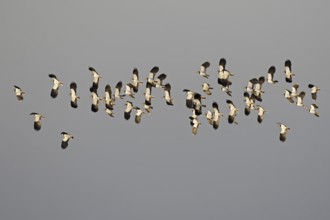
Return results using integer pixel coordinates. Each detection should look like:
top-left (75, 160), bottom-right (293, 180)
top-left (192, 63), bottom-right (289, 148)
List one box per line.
top-left (13, 58), bottom-right (321, 149)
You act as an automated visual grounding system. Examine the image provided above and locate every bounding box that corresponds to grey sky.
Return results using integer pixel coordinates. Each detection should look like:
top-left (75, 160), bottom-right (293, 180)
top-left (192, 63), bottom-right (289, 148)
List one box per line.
top-left (1, 1), bottom-right (330, 219)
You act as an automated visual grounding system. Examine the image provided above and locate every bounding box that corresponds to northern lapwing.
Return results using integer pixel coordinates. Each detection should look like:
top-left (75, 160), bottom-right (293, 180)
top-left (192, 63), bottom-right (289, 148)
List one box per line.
top-left (308, 84), bottom-right (320, 101)
top-left (49, 74), bottom-right (63, 98)
top-left (70, 82), bottom-right (79, 108)
top-left (284, 59), bottom-right (295, 83)
top-left (14, 85), bottom-right (25, 101)
top-left (30, 112), bottom-right (45, 131)
top-left (197, 61), bottom-right (210, 78)
top-left (277, 123), bottom-right (290, 142)
top-left (226, 99), bottom-right (239, 124)
top-left (61, 132), bottom-right (74, 150)
top-left (267, 66), bottom-right (278, 84)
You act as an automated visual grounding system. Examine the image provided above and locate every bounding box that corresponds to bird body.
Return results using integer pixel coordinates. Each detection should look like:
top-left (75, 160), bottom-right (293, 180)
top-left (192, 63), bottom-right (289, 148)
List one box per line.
top-left (202, 82), bottom-right (213, 95)
top-left (30, 112), bottom-right (45, 131)
top-left (49, 74), bottom-right (63, 98)
top-left (267, 66), bottom-right (278, 84)
top-left (61, 132), bottom-right (74, 149)
top-left (14, 85), bottom-right (25, 101)
top-left (70, 82), bottom-right (79, 108)
top-left (284, 60), bottom-right (295, 83)
top-left (277, 123), bottom-right (290, 142)
top-left (197, 61), bottom-right (210, 78)
top-left (163, 83), bottom-right (174, 105)
top-left (309, 104), bottom-right (320, 117)
top-left (308, 84), bottom-right (320, 100)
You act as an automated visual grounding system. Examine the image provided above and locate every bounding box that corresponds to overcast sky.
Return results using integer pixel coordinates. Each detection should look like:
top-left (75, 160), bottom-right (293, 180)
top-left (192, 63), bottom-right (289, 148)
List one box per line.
top-left (1, 1), bottom-right (330, 220)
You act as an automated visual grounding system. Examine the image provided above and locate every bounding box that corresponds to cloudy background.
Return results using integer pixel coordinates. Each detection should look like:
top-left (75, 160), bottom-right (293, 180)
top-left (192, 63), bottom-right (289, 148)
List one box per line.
top-left (1, 1), bottom-right (330, 219)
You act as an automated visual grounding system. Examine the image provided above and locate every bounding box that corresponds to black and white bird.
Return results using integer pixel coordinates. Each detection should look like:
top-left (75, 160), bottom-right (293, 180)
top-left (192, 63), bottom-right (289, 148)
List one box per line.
top-left (30, 112), bottom-right (45, 131)
top-left (14, 85), bottom-right (25, 101)
top-left (104, 84), bottom-right (115, 117)
top-left (124, 101), bottom-right (134, 120)
top-left (266, 66), bottom-right (278, 84)
top-left (183, 89), bottom-right (195, 109)
top-left (154, 73), bottom-right (167, 88)
top-left (255, 105), bottom-right (267, 123)
top-left (277, 123), bottom-right (290, 142)
top-left (49, 74), bottom-right (63, 98)
top-left (124, 83), bottom-right (135, 99)
top-left (291, 83), bottom-right (299, 98)
top-left (144, 82), bottom-right (155, 106)
top-left (202, 82), bottom-right (213, 96)
top-left (250, 76), bottom-right (265, 102)
top-left (131, 68), bottom-right (143, 93)
top-left (284, 59), bottom-right (295, 83)
top-left (243, 92), bottom-right (255, 116)
top-left (296, 91), bottom-right (306, 107)
top-left (218, 58), bottom-right (233, 96)
top-left (308, 84), bottom-right (320, 101)
top-left (197, 61), bottom-right (210, 78)
top-left (189, 116), bottom-right (201, 136)
top-left (284, 89), bottom-right (295, 103)
top-left (114, 81), bottom-right (124, 100)
top-left (205, 110), bottom-right (213, 125)
top-left (192, 93), bottom-right (206, 116)
top-left (308, 104), bottom-right (320, 117)
top-left (211, 102), bottom-right (223, 129)
top-left (70, 82), bottom-right (79, 108)
top-left (226, 100), bottom-right (239, 124)
top-left (89, 66), bottom-right (102, 89)
top-left (163, 83), bottom-right (174, 106)
top-left (90, 86), bottom-right (102, 112)
top-left (133, 106), bottom-right (145, 124)
top-left (60, 132), bottom-right (74, 150)
top-left (147, 66), bottom-right (159, 86)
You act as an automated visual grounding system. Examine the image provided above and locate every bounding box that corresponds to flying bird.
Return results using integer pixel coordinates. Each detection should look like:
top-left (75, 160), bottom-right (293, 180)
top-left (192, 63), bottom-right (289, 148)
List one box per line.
top-left (296, 91), bottom-right (306, 107)
top-left (283, 89), bottom-right (295, 103)
top-left (131, 68), bottom-right (142, 93)
top-left (226, 100), bottom-right (239, 124)
top-left (124, 101), bottom-right (134, 120)
top-left (133, 106), bottom-right (145, 124)
top-left (189, 116), bottom-right (201, 136)
top-left (90, 86), bottom-right (102, 112)
top-left (243, 92), bottom-right (255, 116)
top-left (183, 89), bottom-right (195, 109)
top-left (49, 74), bottom-right (63, 98)
top-left (154, 73), bottom-right (167, 88)
top-left (308, 84), bottom-right (320, 100)
top-left (104, 84), bottom-right (115, 116)
top-left (89, 66), bottom-right (102, 89)
top-left (147, 66), bottom-right (159, 86)
top-left (255, 105), bottom-right (267, 123)
top-left (308, 104), bottom-right (320, 117)
top-left (202, 82), bottom-right (213, 96)
top-left (197, 61), bottom-right (210, 78)
top-left (14, 85), bottom-right (25, 101)
top-left (267, 66), bottom-right (278, 84)
top-left (114, 81), bottom-right (124, 99)
top-left (218, 58), bottom-right (233, 95)
top-left (163, 83), bottom-right (174, 106)
top-left (211, 102), bottom-right (223, 129)
top-left (61, 132), bottom-right (74, 150)
top-left (291, 83), bottom-right (299, 98)
top-left (30, 112), bottom-right (45, 131)
top-left (277, 123), bottom-right (290, 142)
top-left (284, 59), bottom-right (295, 83)
top-left (250, 76), bottom-right (265, 102)
top-left (124, 83), bottom-right (135, 99)
top-left (70, 82), bottom-right (79, 108)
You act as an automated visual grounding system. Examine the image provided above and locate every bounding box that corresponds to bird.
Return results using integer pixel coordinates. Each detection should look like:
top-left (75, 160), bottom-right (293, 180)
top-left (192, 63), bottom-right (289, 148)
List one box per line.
top-left (124, 83), bottom-right (135, 99)
top-left (255, 105), bottom-right (267, 123)
top-left (49, 74), bottom-right (63, 98)
top-left (144, 81), bottom-right (155, 106)
top-left (144, 103), bottom-right (153, 114)
top-left (277, 123), bottom-right (290, 142)
top-left (90, 86), bottom-right (102, 112)
top-left (189, 116), bottom-right (201, 136)
top-left (163, 83), bottom-right (174, 105)
top-left (211, 102), bottom-right (223, 129)
top-left (131, 67), bottom-right (143, 93)
top-left (14, 85), bottom-right (25, 101)
top-left (296, 91), bottom-right (306, 107)
top-left (89, 66), bottom-right (102, 89)
top-left (291, 83), bottom-right (299, 98)
top-left (266, 66), bottom-right (278, 84)
top-left (183, 89), bottom-right (195, 109)
top-left (30, 112), bottom-right (45, 131)
top-left (133, 106), bottom-right (145, 124)
top-left (250, 76), bottom-right (265, 102)
top-left (218, 58), bottom-right (233, 95)
top-left (197, 61), bottom-right (210, 78)
top-left (114, 81), bottom-right (124, 100)
top-left (284, 59), bottom-right (295, 83)
top-left (124, 101), bottom-right (134, 120)
top-left (147, 66), bottom-right (159, 86)
top-left (308, 84), bottom-right (320, 101)
top-left (226, 100), bottom-right (239, 124)
top-left (308, 104), bottom-right (320, 117)
top-left (192, 92), bottom-right (206, 116)
top-left (205, 110), bottom-right (213, 125)
top-left (69, 82), bottom-right (79, 108)
top-left (202, 82), bottom-right (213, 96)
top-left (154, 73), bottom-right (167, 88)
top-left (243, 92), bottom-right (255, 116)
top-left (60, 132), bottom-right (74, 150)
top-left (283, 89), bottom-right (295, 103)
top-left (104, 84), bottom-right (115, 112)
